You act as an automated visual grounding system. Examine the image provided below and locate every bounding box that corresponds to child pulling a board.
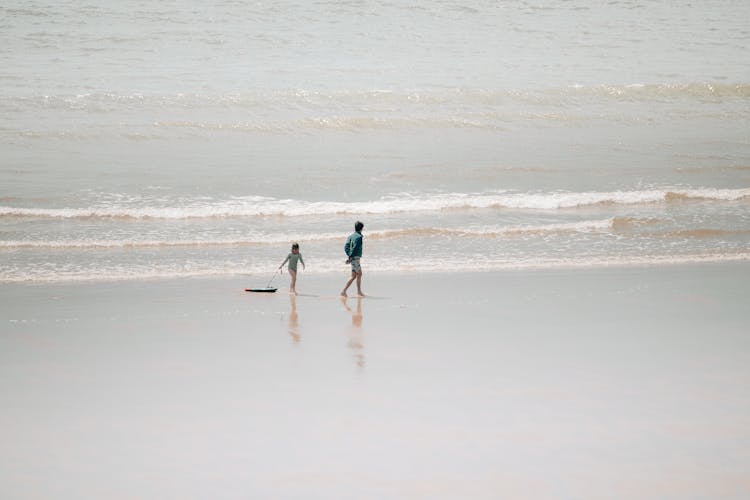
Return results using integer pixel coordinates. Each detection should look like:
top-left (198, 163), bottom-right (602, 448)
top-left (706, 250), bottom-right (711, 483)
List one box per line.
top-left (279, 242), bottom-right (305, 294)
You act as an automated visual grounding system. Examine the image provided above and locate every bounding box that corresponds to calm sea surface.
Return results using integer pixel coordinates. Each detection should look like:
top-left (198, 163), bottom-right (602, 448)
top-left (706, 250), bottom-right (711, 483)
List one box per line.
top-left (1, 0), bottom-right (749, 282)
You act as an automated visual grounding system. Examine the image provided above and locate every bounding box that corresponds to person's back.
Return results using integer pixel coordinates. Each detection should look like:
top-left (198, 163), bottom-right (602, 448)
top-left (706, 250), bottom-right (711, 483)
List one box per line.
top-left (345, 231), bottom-right (363, 259)
top-left (341, 221), bottom-right (365, 297)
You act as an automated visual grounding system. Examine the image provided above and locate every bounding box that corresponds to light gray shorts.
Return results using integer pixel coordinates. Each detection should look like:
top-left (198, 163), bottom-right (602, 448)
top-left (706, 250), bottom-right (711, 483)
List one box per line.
top-left (350, 257), bottom-right (361, 273)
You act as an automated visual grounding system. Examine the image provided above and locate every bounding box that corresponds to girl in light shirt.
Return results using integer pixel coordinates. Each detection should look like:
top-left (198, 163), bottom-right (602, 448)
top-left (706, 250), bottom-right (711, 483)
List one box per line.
top-left (279, 242), bottom-right (305, 294)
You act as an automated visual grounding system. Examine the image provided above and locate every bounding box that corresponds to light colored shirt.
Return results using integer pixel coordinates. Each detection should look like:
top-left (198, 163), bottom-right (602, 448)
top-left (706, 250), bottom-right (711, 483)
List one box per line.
top-left (281, 252), bottom-right (304, 271)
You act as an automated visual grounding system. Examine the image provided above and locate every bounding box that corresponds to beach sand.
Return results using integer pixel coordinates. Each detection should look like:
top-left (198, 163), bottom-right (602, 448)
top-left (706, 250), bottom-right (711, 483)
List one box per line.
top-left (2, 264), bottom-right (749, 499)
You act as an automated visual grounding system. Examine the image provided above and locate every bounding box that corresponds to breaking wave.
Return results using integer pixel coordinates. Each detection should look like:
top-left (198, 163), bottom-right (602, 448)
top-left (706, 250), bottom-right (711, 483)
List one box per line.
top-left (2, 188), bottom-right (748, 219)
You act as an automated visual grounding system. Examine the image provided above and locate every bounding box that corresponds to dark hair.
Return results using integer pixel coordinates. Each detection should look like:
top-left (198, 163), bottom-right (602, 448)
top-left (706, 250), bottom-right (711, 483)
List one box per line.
top-left (354, 221), bottom-right (364, 232)
top-left (291, 242), bottom-right (299, 250)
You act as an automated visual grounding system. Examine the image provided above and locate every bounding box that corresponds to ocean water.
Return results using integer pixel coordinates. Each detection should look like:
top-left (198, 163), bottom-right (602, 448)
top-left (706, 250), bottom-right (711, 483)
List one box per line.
top-left (1, 0), bottom-right (749, 282)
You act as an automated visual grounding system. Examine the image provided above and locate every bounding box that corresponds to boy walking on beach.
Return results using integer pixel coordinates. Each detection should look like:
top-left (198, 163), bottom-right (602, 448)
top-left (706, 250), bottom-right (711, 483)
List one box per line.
top-left (341, 221), bottom-right (365, 297)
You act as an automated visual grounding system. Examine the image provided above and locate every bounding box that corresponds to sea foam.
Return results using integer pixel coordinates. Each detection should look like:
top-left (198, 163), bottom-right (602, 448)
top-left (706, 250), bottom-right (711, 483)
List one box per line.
top-left (0, 219), bottom-right (616, 249)
top-left (2, 251), bottom-right (749, 283)
top-left (1, 188), bottom-right (748, 219)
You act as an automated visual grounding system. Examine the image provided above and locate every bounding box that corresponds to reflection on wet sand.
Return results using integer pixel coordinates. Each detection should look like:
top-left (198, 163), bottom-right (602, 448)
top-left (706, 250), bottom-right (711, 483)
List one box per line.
top-left (288, 293), bottom-right (300, 344)
top-left (341, 296), bottom-right (365, 369)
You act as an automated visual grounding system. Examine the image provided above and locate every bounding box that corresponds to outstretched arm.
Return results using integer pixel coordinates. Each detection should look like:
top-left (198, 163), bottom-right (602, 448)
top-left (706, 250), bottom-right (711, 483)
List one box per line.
top-left (279, 254), bottom-right (290, 269)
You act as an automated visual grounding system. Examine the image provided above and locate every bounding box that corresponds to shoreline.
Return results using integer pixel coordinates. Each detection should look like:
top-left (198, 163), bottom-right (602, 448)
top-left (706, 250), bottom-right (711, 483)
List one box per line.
top-left (2, 253), bottom-right (749, 285)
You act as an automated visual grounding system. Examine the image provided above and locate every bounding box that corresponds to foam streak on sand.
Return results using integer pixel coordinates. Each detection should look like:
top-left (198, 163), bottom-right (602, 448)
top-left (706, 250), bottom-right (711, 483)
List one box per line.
top-left (3, 252), bottom-right (749, 283)
top-left (1, 188), bottom-right (748, 219)
top-left (3, 83), bottom-right (749, 111)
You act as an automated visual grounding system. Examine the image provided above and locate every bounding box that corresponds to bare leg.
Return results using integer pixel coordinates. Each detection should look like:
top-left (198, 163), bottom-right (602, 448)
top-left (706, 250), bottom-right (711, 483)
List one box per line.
top-left (289, 270), bottom-right (297, 294)
top-left (356, 272), bottom-right (364, 297)
top-left (341, 271), bottom-right (357, 296)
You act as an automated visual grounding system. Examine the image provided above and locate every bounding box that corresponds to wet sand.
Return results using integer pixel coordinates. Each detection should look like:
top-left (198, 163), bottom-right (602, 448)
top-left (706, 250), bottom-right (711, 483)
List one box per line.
top-left (2, 264), bottom-right (749, 499)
